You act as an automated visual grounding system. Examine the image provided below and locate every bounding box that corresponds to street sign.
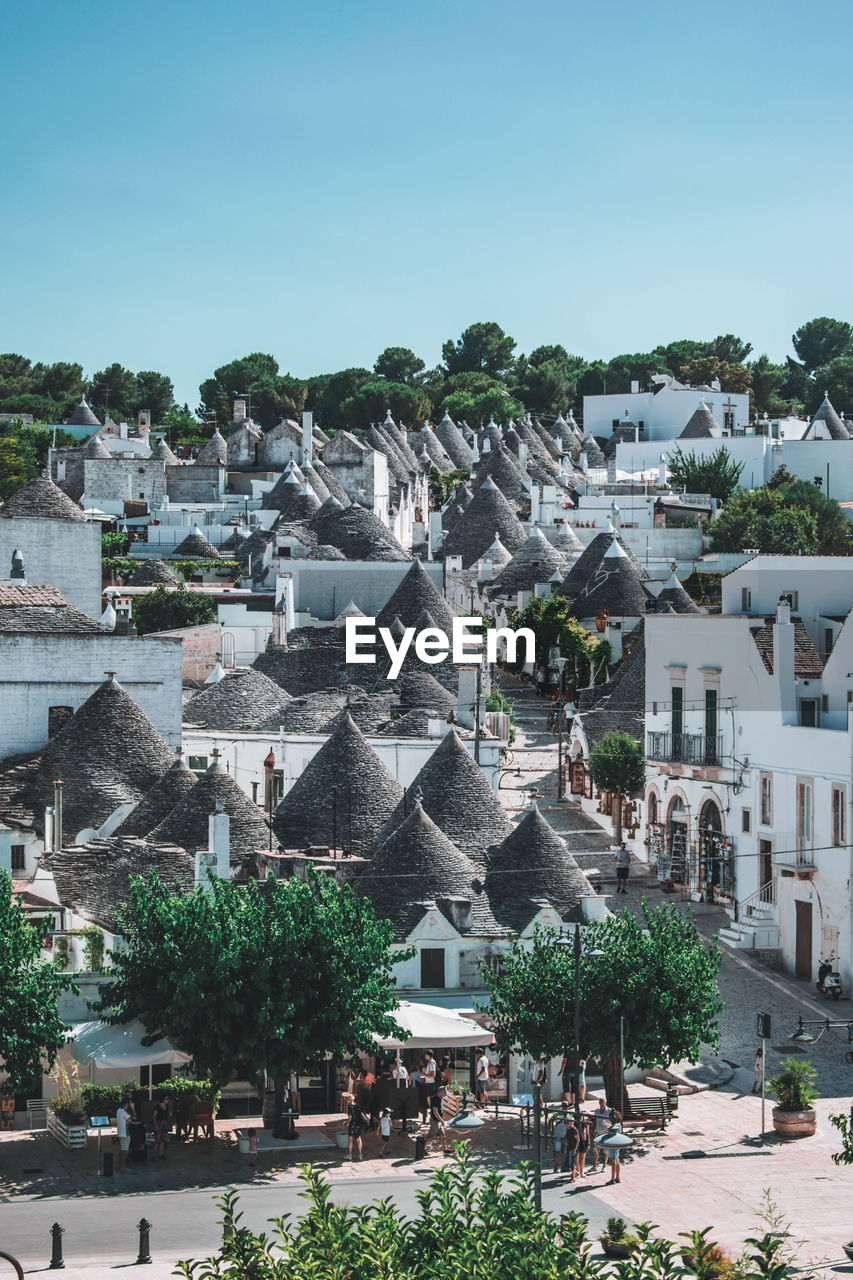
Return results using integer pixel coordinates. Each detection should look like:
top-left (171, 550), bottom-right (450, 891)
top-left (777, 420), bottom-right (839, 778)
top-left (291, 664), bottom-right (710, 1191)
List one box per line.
top-left (756, 1013), bottom-right (771, 1040)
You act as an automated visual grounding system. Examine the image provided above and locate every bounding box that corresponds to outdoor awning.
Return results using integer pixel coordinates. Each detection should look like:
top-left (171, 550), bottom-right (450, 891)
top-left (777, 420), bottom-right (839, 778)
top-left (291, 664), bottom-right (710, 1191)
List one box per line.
top-left (374, 1001), bottom-right (495, 1050)
top-left (67, 1020), bottom-right (192, 1069)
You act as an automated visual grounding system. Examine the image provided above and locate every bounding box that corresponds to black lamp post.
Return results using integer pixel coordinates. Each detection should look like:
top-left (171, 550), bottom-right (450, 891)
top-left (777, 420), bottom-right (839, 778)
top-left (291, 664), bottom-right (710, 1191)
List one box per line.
top-left (555, 656), bottom-right (568, 800)
top-left (554, 930), bottom-right (605, 1125)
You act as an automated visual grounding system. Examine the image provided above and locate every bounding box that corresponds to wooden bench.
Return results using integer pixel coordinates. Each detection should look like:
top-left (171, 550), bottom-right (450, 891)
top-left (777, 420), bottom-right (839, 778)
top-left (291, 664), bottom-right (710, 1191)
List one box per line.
top-left (622, 1094), bottom-right (677, 1129)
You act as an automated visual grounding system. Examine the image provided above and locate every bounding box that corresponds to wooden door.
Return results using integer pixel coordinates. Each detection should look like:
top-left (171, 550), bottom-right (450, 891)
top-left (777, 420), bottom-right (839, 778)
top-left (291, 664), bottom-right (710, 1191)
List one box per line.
top-left (795, 900), bottom-right (812, 980)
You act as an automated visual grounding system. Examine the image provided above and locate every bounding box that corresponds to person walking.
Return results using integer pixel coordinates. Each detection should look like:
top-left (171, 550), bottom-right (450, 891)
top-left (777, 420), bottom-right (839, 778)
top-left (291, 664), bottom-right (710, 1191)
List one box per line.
top-left (615, 842), bottom-right (630, 894)
top-left (752, 1048), bottom-right (764, 1095)
top-left (607, 1110), bottom-right (623, 1185)
top-left (115, 1098), bottom-right (132, 1171)
top-left (551, 1105), bottom-right (568, 1172)
top-left (591, 1096), bottom-right (615, 1172)
top-left (378, 1107), bottom-right (392, 1156)
top-left (536, 666), bottom-right (547, 698)
top-left (345, 1094), bottom-right (367, 1161)
top-left (420, 1051), bottom-right (438, 1122)
top-left (475, 1049), bottom-right (491, 1107)
top-left (428, 1088), bottom-right (449, 1155)
top-left (563, 1117), bottom-right (580, 1180)
top-left (559, 1053), bottom-right (574, 1105)
top-left (532, 1058), bottom-right (547, 1092)
top-left (577, 1056), bottom-right (587, 1103)
top-left (246, 1127), bottom-right (258, 1172)
top-left (576, 1113), bottom-right (591, 1179)
top-left (152, 1094), bottom-right (170, 1161)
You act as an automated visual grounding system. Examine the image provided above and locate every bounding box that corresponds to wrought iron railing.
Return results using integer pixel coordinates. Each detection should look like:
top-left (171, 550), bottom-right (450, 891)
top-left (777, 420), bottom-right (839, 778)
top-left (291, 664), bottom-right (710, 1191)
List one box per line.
top-left (646, 731), bottom-right (724, 767)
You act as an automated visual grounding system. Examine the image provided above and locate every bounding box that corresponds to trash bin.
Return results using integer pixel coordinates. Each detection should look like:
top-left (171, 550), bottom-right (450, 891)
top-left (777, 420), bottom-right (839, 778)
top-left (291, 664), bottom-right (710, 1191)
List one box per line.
top-left (414, 1135), bottom-right (426, 1160)
top-left (102, 1152), bottom-right (114, 1177)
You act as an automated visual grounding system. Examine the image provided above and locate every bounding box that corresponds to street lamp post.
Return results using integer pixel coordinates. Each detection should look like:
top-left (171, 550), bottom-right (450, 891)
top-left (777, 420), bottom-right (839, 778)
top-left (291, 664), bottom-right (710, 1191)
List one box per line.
top-left (555, 657), bottom-right (568, 801)
top-left (554, 931), bottom-right (605, 1126)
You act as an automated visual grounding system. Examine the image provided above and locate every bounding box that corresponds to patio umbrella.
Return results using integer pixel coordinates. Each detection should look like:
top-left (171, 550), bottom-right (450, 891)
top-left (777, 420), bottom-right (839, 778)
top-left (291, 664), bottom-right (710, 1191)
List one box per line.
top-left (68, 1020), bottom-right (191, 1097)
top-left (373, 1002), bottom-right (494, 1089)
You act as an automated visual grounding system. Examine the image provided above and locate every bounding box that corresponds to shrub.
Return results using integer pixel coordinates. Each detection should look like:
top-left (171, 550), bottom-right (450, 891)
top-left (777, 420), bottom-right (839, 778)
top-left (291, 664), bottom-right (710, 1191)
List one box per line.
top-left (768, 1057), bottom-right (818, 1112)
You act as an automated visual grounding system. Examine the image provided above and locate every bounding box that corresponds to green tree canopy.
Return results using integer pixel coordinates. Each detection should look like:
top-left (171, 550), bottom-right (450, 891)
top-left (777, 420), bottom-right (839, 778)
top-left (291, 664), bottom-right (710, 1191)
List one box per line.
top-left (0, 871), bottom-right (78, 1093)
top-left (512, 345), bottom-right (586, 415)
top-left (440, 372), bottom-right (522, 427)
top-left (588, 729), bottom-right (645, 842)
top-left (341, 379), bottom-right (430, 430)
top-left (304, 367), bottom-right (372, 431)
top-left (0, 422), bottom-right (79, 498)
top-left (198, 353), bottom-right (306, 430)
top-left (482, 905), bottom-right (722, 1107)
top-left (677, 355), bottom-right (752, 396)
top-left (442, 322), bottom-right (517, 379)
top-left (668, 444), bottom-right (745, 503)
top-left (651, 338), bottom-right (708, 375)
top-left (511, 595), bottom-right (611, 690)
top-left (792, 316), bottom-right (853, 372)
top-left (805, 355), bottom-right (853, 416)
top-left (708, 488), bottom-right (819, 555)
top-left (773, 478), bottom-right (853, 554)
top-left (373, 346), bottom-right (425, 385)
top-left (95, 871), bottom-right (404, 1128)
top-left (747, 354), bottom-right (790, 417)
top-left (132, 584), bottom-right (217, 635)
top-left (706, 333), bottom-right (753, 364)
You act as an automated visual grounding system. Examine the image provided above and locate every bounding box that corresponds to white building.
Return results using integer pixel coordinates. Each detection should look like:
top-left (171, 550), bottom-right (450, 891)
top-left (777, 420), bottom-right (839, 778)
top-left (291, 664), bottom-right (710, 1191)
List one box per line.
top-left (584, 375), bottom-right (750, 443)
top-left (644, 559), bottom-right (853, 993)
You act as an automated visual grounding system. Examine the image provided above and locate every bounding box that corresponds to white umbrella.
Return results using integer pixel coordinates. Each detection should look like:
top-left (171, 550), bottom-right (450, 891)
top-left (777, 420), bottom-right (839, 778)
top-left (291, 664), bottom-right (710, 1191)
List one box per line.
top-left (68, 1020), bottom-right (191, 1097)
top-left (374, 1002), bottom-right (494, 1050)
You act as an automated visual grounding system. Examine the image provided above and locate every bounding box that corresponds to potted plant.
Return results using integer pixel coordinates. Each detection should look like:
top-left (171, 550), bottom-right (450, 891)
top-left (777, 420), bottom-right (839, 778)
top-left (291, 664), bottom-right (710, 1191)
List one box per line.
top-left (600, 1216), bottom-right (636, 1259)
top-left (768, 1057), bottom-right (818, 1138)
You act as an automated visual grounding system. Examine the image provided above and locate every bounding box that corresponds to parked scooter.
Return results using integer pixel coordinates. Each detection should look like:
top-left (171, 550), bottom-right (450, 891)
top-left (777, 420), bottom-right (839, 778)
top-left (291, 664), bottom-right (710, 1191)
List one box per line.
top-left (817, 955), bottom-right (843, 1001)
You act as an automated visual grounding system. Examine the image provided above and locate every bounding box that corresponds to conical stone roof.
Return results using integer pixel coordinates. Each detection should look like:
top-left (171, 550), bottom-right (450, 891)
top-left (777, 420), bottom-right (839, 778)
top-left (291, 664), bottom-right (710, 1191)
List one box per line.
top-left (83, 434), bottom-right (112, 460)
top-left (114, 749), bottom-right (197, 837)
top-left (196, 430), bottom-right (228, 466)
top-left (153, 437), bottom-right (179, 464)
top-left (127, 558), bottom-right (181, 586)
top-left (310, 458), bottom-right (351, 505)
top-left (182, 668), bottom-right (292, 732)
top-left (473, 445), bottom-right (530, 511)
top-left (170, 525), bottom-right (220, 560)
top-left (300, 460), bottom-right (332, 503)
top-left (809, 392), bottom-right (849, 441)
top-left (272, 710), bottom-right (403, 853)
top-left (680, 402), bottom-right (719, 438)
top-left (0, 476), bottom-right (87, 522)
top-left (654, 571), bottom-right (701, 614)
top-left (308, 504), bottom-right (410, 561)
top-left (442, 477), bottom-right (526, 568)
top-left (478, 531), bottom-right (513, 570)
top-left (486, 804), bottom-right (593, 931)
top-left (148, 754), bottom-right (271, 856)
top-left (67, 399), bottom-right (100, 427)
top-left (550, 521), bottom-right (584, 557)
top-left (567, 537), bottom-right (650, 619)
top-left (433, 411), bottom-right (474, 470)
top-left (396, 669), bottom-right (456, 713)
top-left (357, 802), bottom-right (482, 939)
top-left (375, 728), bottom-right (511, 862)
top-left (414, 426), bottom-right (455, 473)
top-left (557, 528), bottom-right (649, 597)
top-left (28, 676), bottom-right (174, 836)
top-left (262, 473), bottom-right (322, 519)
top-left (579, 436), bottom-right (605, 467)
top-left (376, 559), bottom-right (455, 633)
top-left (491, 527), bottom-right (569, 595)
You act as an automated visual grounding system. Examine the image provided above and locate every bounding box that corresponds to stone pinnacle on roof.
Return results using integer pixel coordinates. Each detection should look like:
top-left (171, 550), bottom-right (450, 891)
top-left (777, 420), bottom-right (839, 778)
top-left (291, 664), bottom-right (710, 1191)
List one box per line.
top-left (485, 805), bottom-right (593, 931)
top-left (28, 675), bottom-right (174, 837)
top-left (170, 524), bottom-right (220, 561)
top-left (114, 747), bottom-right (197, 838)
top-left (567, 535), bottom-right (650, 619)
top-left (272, 710), bottom-right (403, 854)
top-left (182, 668), bottom-right (292, 732)
top-left (357, 802), bottom-right (480, 939)
top-left (82, 434), bottom-right (113, 460)
top-left (442, 476), bottom-right (526, 569)
top-left (490, 527), bottom-right (570, 596)
top-left (0, 476), bottom-right (87, 522)
top-left (679, 400), bottom-right (720, 439)
top-left (374, 727), bottom-right (511, 863)
top-left (655, 570), bottom-right (701, 614)
top-left (808, 391), bottom-right (849, 441)
top-left (67, 398), bottom-right (100, 427)
top-left (375, 558), bottom-right (456, 633)
top-left (433, 410), bottom-right (474, 470)
top-left (148, 751), bottom-right (271, 856)
top-left (153, 437), bottom-right (179, 464)
top-left (196, 429), bottom-right (228, 466)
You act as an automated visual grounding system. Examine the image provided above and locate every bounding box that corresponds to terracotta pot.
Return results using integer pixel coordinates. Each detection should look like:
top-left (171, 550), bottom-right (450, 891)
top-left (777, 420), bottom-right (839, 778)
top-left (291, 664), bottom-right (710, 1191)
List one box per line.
top-left (771, 1106), bottom-right (816, 1138)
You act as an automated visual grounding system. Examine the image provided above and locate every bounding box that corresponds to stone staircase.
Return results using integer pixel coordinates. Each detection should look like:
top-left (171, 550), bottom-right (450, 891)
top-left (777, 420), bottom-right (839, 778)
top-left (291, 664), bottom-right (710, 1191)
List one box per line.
top-left (718, 883), bottom-right (779, 952)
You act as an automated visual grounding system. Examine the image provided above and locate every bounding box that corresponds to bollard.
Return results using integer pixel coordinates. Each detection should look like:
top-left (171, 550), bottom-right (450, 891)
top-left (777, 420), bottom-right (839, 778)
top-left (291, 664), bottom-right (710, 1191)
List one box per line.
top-left (49, 1222), bottom-right (65, 1270)
top-left (136, 1219), bottom-right (152, 1265)
top-left (414, 1134), bottom-right (426, 1160)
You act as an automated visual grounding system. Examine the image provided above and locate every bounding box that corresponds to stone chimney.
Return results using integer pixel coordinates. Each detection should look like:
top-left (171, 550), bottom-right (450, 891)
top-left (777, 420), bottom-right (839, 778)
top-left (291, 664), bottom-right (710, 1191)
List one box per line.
top-left (53, 779), bottom-right (63, 851)
top-left (774, 595), bottom-right (796, 726)
top-left (530, 486), bottom-right (541, 524)
top-left (301, 411), bottom-right (314, 464)
top-left (10, 549), bottom-right (25, 583)
top-left (271, 592), bottom-right (288, 649)
top-left (658, 453), bottom-right (667, 486)
top-left (233, 398), bottom-right (247, 424)
top-left (438, 896), bottom-right (473, 932)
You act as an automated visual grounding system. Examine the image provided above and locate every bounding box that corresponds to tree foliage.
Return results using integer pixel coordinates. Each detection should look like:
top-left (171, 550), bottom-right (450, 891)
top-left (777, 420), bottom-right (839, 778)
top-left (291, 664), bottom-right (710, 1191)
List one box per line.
top-left (677, 355), bottom-right (752, 396)
top-left (442, 322), bottom-right (517, 379)
top-left (709, 488), bottom-right (820, 555)
top-left (482, 906), bottom-right (722, 1106)
top-left (747, 354), bottom-right (791, 417)
top-left (0, 871), bottom-right (78, 1093)
top-left (341, 379), bottom-right (430, 430)
top-left (374, 346), bottom-right (425, 385)
top-left (90, 362), bottom-right (175, 424)
top-left (0, 421), bottom-right (79, 498)
top-left (440, 372), bottom-right (522, 426)
top-left (95, 871), bottom-right (404, 1091)
top-left (510, 595), bottom-right (611, 691)
top-left (132, 584), bottom-right (217, 635)
top-left (667, 445), bottom-right (745, 503)
top-left (792, 316), bottom-right (853, 373)
top-left (588, 730), bottom-right (646, 798)
top-left (199, 353), bottom-right (306, 430)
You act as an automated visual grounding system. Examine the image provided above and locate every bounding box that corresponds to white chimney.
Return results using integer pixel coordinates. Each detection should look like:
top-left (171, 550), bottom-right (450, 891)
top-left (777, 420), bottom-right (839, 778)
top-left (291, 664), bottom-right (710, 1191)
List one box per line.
top-left (233, 398), bottom-right (247, 423)
top-left (530, 485), bottom-right (541, 524)
top-left (455, 666), bottom-right (479, 729)
top-left (209, 809), bottom-right (230, 878)
top-left (119, 421), bottom-right (128, 439)
top-left (302, 411), bottom-right (314, 463)
top-left (630, 380), bottom-right (639, 394)
top-left (774, 595), bottom-right (796, 725)
top-left (517, 439), bottom-right (528, 469)
top-left (658, 453), bottom-right (667, 486)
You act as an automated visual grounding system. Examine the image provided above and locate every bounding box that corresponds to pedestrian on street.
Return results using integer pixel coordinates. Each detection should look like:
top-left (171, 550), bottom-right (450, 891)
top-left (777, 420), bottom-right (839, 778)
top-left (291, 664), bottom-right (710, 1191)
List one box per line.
top-left (378, 1107), bottom-right (392, 1156)
top-left (606, 1110), bottom-right (623, 1185)
top-left (551, 1105), bottom-right (568, 1172)
top-left (752, 1048), bottom-right (764, 1095)
top-left (246, 1127), bottom-right (258, 1171)
top-left (559, 1053), bottom-right (574, 1105)
top-left (475, 1049), bottom-right (491, 1107)
top-left (577, 1056), bottom-right (587, 1103)
top-left (153, 1094), bottom-right (170, 1161)
top-left (428, 1088), bottom-right (449, 1154)
top-left (576, 1113), bottom-right (591, 1178)
top-left (345, 1094), bottom-right (367, 1161)
top-left (563, 1117), bottom-right (580, 1180)
top-left (532, 1058), bottom-right (546, 1092)
top-left (115, 1098), bottom-right (132, 1171)
top-left (536, 666), bottom-right (547, 697)
top-left (615, 842), bottom-right (630, 894)
top-left (420, 1051), bottom-right (438, 1121)
top-left (591, 1097), bottom-right (615, 1171)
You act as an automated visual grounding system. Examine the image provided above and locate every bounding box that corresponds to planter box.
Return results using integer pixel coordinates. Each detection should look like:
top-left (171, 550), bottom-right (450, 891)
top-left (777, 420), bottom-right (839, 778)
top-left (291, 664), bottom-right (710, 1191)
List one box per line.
top-left (771, 1107), bottom-right (816, 1138)
top-left (48, 1111), bottom-right (88, 1149)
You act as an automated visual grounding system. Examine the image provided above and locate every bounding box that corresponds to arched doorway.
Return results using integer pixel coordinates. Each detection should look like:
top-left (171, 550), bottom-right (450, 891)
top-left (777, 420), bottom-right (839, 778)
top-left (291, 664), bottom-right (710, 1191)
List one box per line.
top-left (645, 788), bottom-right (664, 875)
top-left (698, 797), bottom-right (732, 899)
top-left (665, 794), bottom-right (689, 885)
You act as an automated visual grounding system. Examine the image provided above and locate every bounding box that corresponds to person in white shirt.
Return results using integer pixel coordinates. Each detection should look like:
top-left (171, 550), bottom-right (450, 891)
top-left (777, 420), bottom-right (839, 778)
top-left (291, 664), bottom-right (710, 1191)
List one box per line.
top-left (378, 1107), bottom-right (392, 1156)
top-left (391, 1060), bottom-right (409, 1085)
top-left (420, 1051), bottom-right (438, 1121)
top-left (475, 1051), bottom-right (491, 1106)
top-left (115, 1100), bottom-right (132, 1171)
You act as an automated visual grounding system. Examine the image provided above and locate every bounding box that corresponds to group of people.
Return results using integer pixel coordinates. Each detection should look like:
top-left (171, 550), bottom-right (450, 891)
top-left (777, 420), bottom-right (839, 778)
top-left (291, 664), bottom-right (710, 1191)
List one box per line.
top-left (550, 1097), bottom-right (624, 1186)
top-left (113, 1095), bottom-right (171, 1171)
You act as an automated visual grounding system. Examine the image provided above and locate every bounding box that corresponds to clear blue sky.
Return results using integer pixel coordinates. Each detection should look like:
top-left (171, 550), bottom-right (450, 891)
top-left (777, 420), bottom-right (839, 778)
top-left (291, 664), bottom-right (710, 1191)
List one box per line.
top-left (2, 0), bottom-right (852, 408)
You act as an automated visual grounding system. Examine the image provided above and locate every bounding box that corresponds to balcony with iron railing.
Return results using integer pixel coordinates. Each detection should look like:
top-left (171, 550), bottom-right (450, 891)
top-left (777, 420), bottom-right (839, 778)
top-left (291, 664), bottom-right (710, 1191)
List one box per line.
top-left (647, 730), bottom-right (725, 767)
